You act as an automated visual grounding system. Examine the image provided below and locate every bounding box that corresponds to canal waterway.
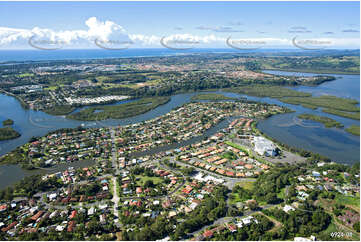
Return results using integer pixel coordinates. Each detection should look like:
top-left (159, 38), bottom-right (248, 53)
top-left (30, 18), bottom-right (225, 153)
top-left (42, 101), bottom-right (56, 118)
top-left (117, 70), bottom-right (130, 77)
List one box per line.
top-left (0, 71), bottom-right (359, 189)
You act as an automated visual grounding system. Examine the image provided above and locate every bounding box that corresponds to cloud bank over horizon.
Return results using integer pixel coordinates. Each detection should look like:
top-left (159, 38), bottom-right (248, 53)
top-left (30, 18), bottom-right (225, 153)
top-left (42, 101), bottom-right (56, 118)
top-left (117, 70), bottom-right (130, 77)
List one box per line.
top-left (0, 17), bottom-right (359, 50)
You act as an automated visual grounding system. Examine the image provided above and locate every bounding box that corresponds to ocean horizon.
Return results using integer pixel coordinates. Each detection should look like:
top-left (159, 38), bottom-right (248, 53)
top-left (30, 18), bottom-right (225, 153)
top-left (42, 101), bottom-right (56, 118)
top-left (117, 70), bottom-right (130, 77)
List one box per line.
top-left (0, 48), bottom-right (358, 63)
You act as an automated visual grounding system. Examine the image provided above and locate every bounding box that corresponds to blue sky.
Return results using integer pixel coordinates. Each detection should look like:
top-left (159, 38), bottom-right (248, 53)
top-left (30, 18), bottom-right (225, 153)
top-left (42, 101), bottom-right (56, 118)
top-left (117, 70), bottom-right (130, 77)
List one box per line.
top-left (0, 1), bottom-right (359, 49)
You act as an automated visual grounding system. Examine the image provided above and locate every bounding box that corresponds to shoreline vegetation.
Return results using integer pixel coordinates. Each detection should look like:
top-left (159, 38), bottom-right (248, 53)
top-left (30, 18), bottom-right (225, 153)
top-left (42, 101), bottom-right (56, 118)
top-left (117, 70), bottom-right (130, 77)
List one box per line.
top-left (281, 95), bottom-right (360, 120)
top-left (44, 105), bottom-right (76, 116)
top-left (0, 118), bottom-right (20, 141)
top-left (2, 119), bottom-right (14, 126)
top-left (191, 93), bottom-right (237, 101)
top-left (0, 127), bottom-right (21, 141)
top-left (345, 125), bottom-right (360, 136)
top-left (260, 55), bottom-right (360, 75)
top-left (0, 89), bottom-right (29, 109)
top-left (263, 68), bottom-right (360, 75)
top-left (297, 114), bottom-right (344, 128)
top-left (225, 85), bottom-right (360, 121)
top-left (322, 108), bottom-right (360, 120)
top-left (224, 85), bottom-right (312, 98)
top-left (66, 96), bottom-right (170, 121)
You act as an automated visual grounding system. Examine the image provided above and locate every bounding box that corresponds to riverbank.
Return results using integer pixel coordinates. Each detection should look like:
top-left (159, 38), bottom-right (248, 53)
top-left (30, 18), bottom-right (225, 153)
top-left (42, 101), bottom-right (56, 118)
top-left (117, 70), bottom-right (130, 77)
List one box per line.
top-left (43, 105), bottom-right (76, 116)
top-left (191, 93), bottom-right (237, 101)
top-left (224, 85), bottom-right (311, 98)
top-left (0, 88), bottom-right (29, 109)
top-left (263, 68), bottom-right (360, 75)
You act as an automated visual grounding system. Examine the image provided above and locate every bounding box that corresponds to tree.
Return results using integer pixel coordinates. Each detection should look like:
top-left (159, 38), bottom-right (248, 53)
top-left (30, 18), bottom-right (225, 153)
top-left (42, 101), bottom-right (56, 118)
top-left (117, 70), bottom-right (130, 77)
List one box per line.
top-left (353, 221), bottom-right (360, 232)
top-left (248, 200), bottom-right (259, 211)
top-left (265, 193), bottom-right (279, 204)
top-left (144, 180), bottom-right (154, 188)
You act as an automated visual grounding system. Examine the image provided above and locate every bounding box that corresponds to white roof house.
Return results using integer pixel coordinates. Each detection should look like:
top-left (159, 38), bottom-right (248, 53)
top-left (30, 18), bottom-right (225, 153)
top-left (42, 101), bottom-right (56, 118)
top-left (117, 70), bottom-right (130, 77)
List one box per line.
top-left (48, 193), bottom-right (57, 201)
top-left (55, 225), bottom-right (65, 232)
top-left (253, 136), bottom-right (277, 156)
top-left (88, 207), bottom-right (96, 216)
top-left (283, 205), bottom-right (296, 213)
top-left (99, 204), bottom-right (108, 210)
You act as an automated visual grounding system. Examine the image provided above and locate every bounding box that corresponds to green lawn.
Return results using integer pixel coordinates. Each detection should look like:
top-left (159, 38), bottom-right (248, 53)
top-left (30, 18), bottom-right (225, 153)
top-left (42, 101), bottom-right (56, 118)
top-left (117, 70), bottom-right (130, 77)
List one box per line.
top-left (229, 193), bottom-right (243, 205)
top-left (334, 193), bottom-right (360, 207)
top-left (135, 175), bottom-right (163, 186)
top-left (224, 141), bottom-right (250, 154)
top-left (224, 140), bottom-right (273, 166)
top-left (236, 180), bottom-right (255, 190)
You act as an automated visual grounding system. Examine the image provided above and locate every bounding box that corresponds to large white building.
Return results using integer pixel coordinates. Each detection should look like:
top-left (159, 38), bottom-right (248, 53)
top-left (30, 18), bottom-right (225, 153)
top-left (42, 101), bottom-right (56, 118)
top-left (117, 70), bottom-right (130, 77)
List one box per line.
top-left (253, 136), bottom-right (277, 157)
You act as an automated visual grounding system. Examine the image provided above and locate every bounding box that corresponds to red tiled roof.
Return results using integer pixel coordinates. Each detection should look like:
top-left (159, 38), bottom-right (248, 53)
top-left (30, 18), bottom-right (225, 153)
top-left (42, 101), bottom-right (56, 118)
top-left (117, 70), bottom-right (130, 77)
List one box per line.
top-left (203, 230), bottom-right (213, 238)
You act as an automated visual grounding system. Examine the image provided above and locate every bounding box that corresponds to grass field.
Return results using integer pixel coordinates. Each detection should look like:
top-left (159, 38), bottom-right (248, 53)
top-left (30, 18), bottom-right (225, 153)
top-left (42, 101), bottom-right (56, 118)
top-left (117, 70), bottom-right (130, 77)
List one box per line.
top-left (17, 73), bottom-right (34, 77)
top-left (135, 175), bottom-right (163, 186)
top-left (236, 180), bottom-right (256, 190)
top-left (334, 194), bottom-right (360, 207)
top-left (224, 140), bottom-right (273, 166)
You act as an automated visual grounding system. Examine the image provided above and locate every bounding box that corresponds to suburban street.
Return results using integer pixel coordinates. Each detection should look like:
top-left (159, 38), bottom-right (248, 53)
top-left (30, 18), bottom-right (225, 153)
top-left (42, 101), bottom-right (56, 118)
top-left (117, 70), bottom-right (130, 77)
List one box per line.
top-left (110, 128), bottom-right (121, 227)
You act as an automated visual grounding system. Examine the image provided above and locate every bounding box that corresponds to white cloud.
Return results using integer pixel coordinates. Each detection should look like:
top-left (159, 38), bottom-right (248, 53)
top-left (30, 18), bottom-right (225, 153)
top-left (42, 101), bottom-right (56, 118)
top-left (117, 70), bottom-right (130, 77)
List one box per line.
top-left (0, 18), bottom-right (359, 49)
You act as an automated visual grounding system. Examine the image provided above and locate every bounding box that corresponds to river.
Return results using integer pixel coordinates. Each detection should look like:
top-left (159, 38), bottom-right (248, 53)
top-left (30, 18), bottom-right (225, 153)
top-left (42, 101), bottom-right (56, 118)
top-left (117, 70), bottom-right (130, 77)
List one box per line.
top-left (0, 71), bottom-right (359, 189)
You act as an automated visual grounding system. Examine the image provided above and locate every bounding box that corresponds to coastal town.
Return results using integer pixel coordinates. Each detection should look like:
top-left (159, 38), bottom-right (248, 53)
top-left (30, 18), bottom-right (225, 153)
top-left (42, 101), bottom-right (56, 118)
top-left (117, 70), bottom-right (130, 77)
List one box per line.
top-left (0, 1), bottom-right (360, 241)
top-left (0, 100), bottom-right (359, 241)
top-left (0, 54), bottom-right (337, 116)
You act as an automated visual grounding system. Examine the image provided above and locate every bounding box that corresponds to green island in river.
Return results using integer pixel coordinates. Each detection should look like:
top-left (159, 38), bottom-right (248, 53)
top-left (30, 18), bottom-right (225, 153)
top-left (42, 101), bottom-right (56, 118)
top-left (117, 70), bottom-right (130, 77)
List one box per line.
top-left (191, 93), bottom-right (237, 101)
top-left (281, 95), bottom-right (360, 120)
top-left (297, 114), bottom-right (344, 128)
top-left (345, 125), bottom-right (360, 136)
top-left (66, 96), bottom-right (170, 121)
top-left (2, 119), bottom-right (14, 126)
top-left (225, 85), bottom-right (312, 98)
top-left (0, 127), bottom-right (21, 141)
